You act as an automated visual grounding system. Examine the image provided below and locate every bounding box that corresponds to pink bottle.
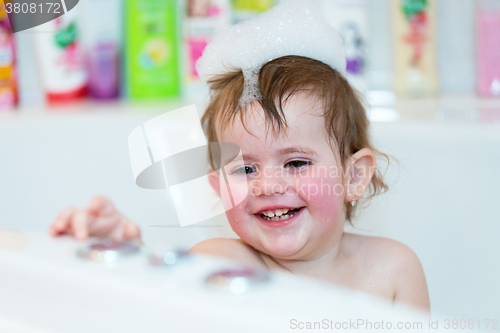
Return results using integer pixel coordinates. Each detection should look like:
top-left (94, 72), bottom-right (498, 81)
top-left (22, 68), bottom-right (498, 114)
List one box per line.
top-left (477, 3), bottom-right (500, 97)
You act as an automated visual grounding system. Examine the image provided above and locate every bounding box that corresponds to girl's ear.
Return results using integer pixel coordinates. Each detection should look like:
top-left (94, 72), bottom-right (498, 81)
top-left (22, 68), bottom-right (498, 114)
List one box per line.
top-left (345, 148), bottom-right (376, 202)
top-left (207, 169), bottom-right (221, 198)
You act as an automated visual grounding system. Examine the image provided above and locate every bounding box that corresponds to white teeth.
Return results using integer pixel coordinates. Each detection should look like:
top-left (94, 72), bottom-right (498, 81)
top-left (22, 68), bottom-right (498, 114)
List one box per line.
top-left (261, 209), bottom-right (291, 217)
top-left (262, 209), bottom-right (297, 221)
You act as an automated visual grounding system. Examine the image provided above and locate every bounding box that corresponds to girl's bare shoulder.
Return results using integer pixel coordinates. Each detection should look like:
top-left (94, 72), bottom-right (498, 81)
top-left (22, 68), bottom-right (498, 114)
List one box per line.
top-left (189, 238), bottom-right (266, 268)
top-left (343, 232), bottom-right (423, 271)
top-left (342, 233), bottom-right (430, 312)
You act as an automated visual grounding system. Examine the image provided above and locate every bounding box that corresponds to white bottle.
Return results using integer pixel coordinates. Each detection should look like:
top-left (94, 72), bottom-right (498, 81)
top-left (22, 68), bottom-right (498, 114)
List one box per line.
top-left (437, 0), bottom-right (477, 95)
top-left (365, 0), bottom-right (393, 92)
top-left (15, 32), bottom-right (45, 107)
top-left (322, 0), bottom-right (369, 93)
top-left (33, 4), bottom-right (87, 102)
top-left (184, 0), bottom-right (231, 99)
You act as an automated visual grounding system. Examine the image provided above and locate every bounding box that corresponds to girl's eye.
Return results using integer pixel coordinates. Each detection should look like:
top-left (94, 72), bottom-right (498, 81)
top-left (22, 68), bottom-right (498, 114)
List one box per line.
top-left (285, 160), bottom-right (312, 169)
top-left (231, 165), bottom-right (256, 175)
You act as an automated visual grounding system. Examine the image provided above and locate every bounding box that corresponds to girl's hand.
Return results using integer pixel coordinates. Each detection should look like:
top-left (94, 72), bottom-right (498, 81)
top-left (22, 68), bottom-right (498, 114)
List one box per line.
top-left (48, 196), bottom-right (141, 242)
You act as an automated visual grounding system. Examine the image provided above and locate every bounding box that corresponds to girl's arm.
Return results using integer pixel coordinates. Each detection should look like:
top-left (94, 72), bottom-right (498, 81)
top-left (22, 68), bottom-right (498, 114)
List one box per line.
top-left (392, 244), bottom-right (431, 313)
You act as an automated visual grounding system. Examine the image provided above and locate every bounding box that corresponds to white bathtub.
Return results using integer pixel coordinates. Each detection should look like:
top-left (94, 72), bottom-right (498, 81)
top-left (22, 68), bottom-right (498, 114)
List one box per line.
top-left (1, 230), bottom-right (445, 333)
top-left (0, 103), bottom-right (498, 327)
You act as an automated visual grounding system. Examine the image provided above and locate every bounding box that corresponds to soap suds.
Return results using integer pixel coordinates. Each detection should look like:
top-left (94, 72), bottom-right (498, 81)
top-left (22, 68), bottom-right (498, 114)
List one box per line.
top-left (196, 0), bottom-right (346, 106)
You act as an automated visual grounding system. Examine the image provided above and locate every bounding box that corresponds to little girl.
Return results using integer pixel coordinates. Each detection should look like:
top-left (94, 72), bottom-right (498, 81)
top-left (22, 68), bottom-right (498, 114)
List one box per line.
top-left (49, 0), bottom-right (430, 313)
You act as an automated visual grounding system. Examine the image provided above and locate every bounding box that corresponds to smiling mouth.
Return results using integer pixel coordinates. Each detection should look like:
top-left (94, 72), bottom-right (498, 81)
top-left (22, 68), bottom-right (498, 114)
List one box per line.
top-left (259, 208), bottom-right (303, 222)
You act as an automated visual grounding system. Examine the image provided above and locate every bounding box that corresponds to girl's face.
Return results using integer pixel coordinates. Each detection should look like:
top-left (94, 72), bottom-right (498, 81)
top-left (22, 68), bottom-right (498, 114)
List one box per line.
top-left (213, 93), bottom-right (349, 260)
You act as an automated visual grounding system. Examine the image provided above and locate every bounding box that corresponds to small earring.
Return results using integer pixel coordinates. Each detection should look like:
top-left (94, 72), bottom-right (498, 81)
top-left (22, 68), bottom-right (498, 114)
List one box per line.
top-left (351, 194), bottom-right (357, 207)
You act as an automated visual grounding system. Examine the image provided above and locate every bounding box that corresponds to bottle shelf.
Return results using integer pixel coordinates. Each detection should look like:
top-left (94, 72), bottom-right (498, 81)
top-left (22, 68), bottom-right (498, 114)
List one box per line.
top-left (1, 93), bottom-right (499, 125)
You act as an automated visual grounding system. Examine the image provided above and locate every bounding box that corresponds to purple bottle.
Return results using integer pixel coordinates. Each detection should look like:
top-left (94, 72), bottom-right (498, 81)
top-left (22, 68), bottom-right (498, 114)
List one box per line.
top-left (87, 41), bottom-right (119, 99)
top-left (82, 0), bottom-right (122, 100)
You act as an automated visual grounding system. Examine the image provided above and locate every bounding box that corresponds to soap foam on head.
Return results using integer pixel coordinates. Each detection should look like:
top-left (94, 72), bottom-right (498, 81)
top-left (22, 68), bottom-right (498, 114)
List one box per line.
top-left (196, 0), bottom-right (346, 107)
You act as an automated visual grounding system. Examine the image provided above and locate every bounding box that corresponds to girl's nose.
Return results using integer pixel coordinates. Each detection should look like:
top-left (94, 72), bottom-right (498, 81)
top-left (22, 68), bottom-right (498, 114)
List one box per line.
top-left (251, 167), bottom-right (292, 197)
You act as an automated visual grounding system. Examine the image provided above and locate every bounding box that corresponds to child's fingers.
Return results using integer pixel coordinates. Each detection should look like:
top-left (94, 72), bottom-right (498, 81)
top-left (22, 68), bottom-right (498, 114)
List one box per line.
top-left (88, 196), bottom-right (116, 216)
top-left (49, 198), bottom-right (138, 242)
top-left (71, 210), bottom-right (91, 240)
top-left (88, 215), bottom-right (121, 237)
top-left (49, 207), bottom-right (77, 236)
top-left (123, 220), bottom-right (141, 240)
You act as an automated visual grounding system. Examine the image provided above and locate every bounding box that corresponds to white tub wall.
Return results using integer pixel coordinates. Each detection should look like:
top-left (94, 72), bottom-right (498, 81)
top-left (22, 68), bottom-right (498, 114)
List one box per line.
top-left (346, 121), bottom-right (500, 319)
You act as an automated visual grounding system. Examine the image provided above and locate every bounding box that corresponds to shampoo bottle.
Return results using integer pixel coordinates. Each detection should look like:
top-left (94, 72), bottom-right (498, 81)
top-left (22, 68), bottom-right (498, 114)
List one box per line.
top-left (125, 0), bottom-right (181, 100)
top-left (185, 0), bottom-right (231, 82)
top-left (184, 0), bottom-right (231, 98)
top-left (392, 0), bottom-right (439, 98)
top-left (365, 0), bottom-right (393, 92)
top-left (0, 2), bottom-right (17, 111)
top-left (437, 0), bottom-right (476, 95)
top-left (33, 5), bottom-right (87, 103)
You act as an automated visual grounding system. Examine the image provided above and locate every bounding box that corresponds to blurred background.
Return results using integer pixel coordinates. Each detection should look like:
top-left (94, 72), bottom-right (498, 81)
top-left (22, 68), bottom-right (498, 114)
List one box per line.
top-left (0, 0), bottom-right (498, 116)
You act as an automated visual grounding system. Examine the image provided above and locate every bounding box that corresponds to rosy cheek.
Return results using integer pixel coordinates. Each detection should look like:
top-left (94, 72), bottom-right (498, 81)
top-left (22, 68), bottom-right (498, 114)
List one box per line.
top-left (225, 197), bottom-right (250, 233)
top-left (295, 175), bottom-right (344, 223)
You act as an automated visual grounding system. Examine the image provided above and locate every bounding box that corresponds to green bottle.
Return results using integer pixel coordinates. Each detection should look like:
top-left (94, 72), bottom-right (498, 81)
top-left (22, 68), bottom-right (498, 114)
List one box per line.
top-left (125, 0), bottom-right (181, 100)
